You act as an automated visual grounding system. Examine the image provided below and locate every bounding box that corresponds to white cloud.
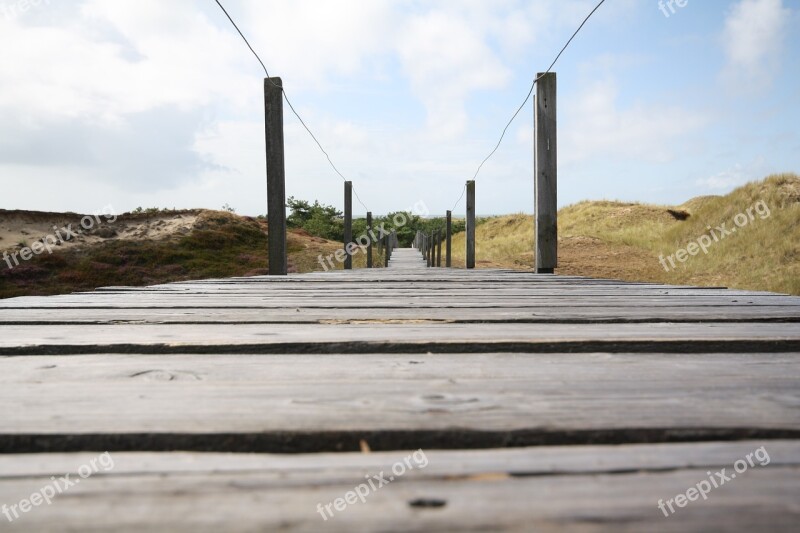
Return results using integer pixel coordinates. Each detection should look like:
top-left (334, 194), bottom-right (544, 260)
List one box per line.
top-left (242, 0), bottom-right (396, 88)
top-left (3, 0), bottom-right (791, 217)
top-left (562, 79), bottom-right (706, 165)
top-left (721, 0), bottom-right (790, 83)
top-left (396, 10), bottom-right (511, 140)
top-left (696, 157), bottom-right (770, 191)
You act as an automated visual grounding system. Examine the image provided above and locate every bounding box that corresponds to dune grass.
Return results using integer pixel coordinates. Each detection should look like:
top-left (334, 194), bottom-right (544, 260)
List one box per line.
top-left (0, 210), bottom-right (375, 299)
top-left (449, 174), bottom-right (799, 295)
top-left (2, 174), bottom-right (796, 298)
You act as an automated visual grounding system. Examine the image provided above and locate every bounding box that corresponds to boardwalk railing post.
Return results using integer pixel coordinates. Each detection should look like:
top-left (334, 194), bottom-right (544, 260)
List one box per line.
top-left (433, 230), bottom-right (437, 267)
top-left (437, 230), bottom-right (442, 267)
top-left (426, 233), bottom-right (430, 267)
top-left (344, 181), bottom-right (353, 270)
top-left (424, 233), bottom-right (431, 266)
top-left (446, 210), bottom-right (452, 268)
top-left (466, 180), bottom-right (476, 269)
top-left (432, 230), bottom-right (436, 267)
top-left (265, 77), bottom-right (287, 276)
top-left (366, 212), bottom-right (373, 268)
top-left (432, 231), bottom-right (436, 268)
top-left (535, 72), bottom-right (557, 274)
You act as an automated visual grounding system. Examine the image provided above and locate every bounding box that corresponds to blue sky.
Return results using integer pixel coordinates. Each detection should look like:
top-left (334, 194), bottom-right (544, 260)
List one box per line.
top-left (0, 0), bottom-right (797, 216)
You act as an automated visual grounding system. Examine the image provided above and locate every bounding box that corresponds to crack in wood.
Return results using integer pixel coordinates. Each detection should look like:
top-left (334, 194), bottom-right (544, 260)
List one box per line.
top-left (3, 428), bottom-right (800, 455)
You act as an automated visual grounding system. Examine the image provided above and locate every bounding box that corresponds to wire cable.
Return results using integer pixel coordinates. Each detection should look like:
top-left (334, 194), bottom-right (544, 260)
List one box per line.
top-left (213, 0), bottom-right (370, 212)
top-left (464, 0), bottom-right (607, 187)
top-left (451, 183), bottom-right (467, 212)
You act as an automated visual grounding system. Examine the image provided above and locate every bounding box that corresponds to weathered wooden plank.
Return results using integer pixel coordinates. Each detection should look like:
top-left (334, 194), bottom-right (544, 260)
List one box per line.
top-left (2, 440), bottom-right (795, 478)
top-left (0, 353), bottom-right (798, 451)
top-left (0, 322), bottom-right (797, 356)
top-left (0, 442), bottom-right (797, 532)
top-left (6, 294), bottom-right (796, 304)
top-left (1, 306), bottom-right (798, 324)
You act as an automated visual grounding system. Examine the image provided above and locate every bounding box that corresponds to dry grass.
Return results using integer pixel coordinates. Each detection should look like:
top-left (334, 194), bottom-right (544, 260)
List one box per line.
top-left (0, 210), bottom-right (385, 299)
top-left (450, 174), bottom-right (800, 295)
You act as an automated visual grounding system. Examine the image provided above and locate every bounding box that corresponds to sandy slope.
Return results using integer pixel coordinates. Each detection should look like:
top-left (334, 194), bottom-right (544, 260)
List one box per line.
top-left (0, 209), bottom-right (199, 255)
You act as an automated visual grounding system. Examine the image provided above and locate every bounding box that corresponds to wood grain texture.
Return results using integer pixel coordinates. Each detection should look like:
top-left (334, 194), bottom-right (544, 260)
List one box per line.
top-left (535, 72), bottom-right (557, 272)
top-left (0, 442), bottom-right (797, 532)
top-left (0, 353), bottom-right (798, 451)
top-left (265, 76), bottom-right (287, 276)
top-left (1, 249), bottom-right (800, 530)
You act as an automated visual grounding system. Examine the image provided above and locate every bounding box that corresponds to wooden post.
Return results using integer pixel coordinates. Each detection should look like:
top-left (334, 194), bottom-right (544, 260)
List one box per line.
top-left (344, 181), bottom-right (353, 270)
top-left (535, 72), bottom-right (557, 274)
top-left (466, 180), bottom-right (476, 269)
top-left (425, 234), bottom-right (430, 267)
top-left (366, 212), bottom-right (373, 268)
top-left (384, 235), bottom-right (390, 267)
top-left (431, 230), bottom-right (436, 267)
top-left (446, 210), bottom-right (452, 268)
top-left (265, 77), bottom-right (287, 276)
top-left (432, 231), bottom-right (436, 267)
top-left (436, 230), bottom-right (442, 267)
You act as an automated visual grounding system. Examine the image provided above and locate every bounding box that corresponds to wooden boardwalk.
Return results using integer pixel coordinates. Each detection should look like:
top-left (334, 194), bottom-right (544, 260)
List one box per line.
top-left (1, 248), bottom-right (799, 531)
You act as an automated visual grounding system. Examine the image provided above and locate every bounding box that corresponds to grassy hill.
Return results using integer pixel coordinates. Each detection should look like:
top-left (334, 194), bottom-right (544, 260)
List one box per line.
top-left (450, 173), bottom-right (799, 295)
top-left (0, 209), bottom-right (376, 299)
top-left (2, 173), bottom-right (797, 299)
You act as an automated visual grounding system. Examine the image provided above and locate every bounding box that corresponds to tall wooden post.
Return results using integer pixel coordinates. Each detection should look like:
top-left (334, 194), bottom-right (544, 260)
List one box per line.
top-left (436, 230), bottom-right (442, 267)
top-left (265, 77), bottom-right (287, 275)
top-left (425, 234), bottom-right (430, 267)
top-left (344, 181), bottom-right (353, 270)
top-left (433, 231), bottom-right (437, 268)
top-left (366, 212), bottom-right (373, 268)
top-left (535, 72), bottom-right (557, 274)
top-left (466, 180), bottom-right (476, 269)
top-left (446, 210), bottom-right (452, 268)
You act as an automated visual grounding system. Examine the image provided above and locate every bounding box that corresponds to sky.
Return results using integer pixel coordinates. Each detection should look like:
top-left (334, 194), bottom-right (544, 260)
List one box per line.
top-left (0, 0), bottom-right (797, 217)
